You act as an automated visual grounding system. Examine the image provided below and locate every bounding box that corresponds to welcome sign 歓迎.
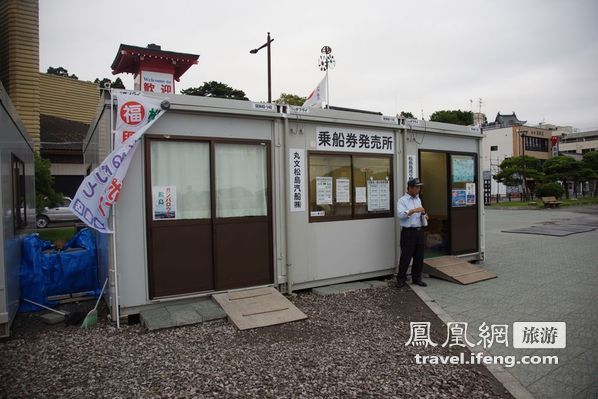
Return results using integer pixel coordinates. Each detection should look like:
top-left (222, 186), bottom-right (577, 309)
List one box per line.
top-left (69, 91), bottom-right (166, 233)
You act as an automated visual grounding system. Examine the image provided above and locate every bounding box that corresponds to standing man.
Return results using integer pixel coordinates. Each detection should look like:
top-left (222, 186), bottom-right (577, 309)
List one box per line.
top-left (396, 178), bottom-right (428, 288)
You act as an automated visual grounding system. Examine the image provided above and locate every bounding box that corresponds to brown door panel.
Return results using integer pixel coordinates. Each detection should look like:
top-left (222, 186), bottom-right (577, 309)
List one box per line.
top-left (450, 207), bottom-right (478, 254)
top-left (149, 223), bottom-right (214, 298)
top-left (214, 220), bottom-right (273, 290)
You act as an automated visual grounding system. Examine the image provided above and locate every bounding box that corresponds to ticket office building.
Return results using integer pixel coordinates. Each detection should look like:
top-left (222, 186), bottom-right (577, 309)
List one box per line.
top-left (85, 94), bottom-right (484, 318)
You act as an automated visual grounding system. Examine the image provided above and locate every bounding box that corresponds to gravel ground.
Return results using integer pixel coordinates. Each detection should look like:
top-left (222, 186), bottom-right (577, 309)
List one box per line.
top-left (1, 285), bottom-right (513, 399)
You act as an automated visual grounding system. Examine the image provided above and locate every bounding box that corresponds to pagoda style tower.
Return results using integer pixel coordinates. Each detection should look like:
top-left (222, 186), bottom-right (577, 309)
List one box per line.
top-left (111, 43), bottom-right (199, 94)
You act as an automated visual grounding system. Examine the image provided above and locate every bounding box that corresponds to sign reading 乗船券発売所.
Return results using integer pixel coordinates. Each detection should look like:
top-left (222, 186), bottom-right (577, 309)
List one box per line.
top-left (316, 127), bottom-right (394, 154)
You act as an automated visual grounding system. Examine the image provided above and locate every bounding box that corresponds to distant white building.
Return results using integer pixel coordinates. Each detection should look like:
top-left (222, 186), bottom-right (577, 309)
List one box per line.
top-left (482, 113), bottom-right (555, 196)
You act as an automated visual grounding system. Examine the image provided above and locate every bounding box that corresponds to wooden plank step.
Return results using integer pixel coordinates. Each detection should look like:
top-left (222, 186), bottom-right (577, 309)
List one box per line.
top-left (423, 256), bottom-right (465, 268)
top-left (213, 287), bottom-right (307, 330)
top-left (424, 256), bottom-right (496, 285)
top-left (454, 270), bottom-right (497, 285)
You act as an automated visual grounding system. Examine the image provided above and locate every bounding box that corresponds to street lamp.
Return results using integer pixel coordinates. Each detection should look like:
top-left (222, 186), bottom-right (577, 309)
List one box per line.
top-left (519, 130), bottom-right (527, 200)
top-left (250, 32), bottom-right (274, 103)
top-left (489, 145), bottom-right (499, 203)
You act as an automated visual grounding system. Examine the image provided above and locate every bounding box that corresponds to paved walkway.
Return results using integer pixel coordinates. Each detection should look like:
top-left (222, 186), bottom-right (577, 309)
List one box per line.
top-left (420, 206), bottom-right (598, 399)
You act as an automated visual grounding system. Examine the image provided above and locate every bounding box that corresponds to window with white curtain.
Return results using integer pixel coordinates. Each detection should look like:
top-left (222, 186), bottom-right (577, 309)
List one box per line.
top-left (215, 143), bottom-right (268, 218)
top-left (151, 140), bottom-right (211, 220)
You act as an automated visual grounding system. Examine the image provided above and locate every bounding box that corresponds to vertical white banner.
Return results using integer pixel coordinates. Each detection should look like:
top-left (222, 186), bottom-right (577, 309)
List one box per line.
top-left (407, 154), bottom-right (418, 182)
top-left (69, 91), bottom-right (166, 233)
top-left (289, 148), bottom-right (306, 212)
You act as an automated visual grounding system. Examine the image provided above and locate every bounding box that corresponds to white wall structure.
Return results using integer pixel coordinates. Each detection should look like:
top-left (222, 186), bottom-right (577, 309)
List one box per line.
top-left (83, 92), bottom-right (485, 321)
top-left (0, 83), bottom-right (35, 337)
top-left (482, 127), bottom-right (514, 196)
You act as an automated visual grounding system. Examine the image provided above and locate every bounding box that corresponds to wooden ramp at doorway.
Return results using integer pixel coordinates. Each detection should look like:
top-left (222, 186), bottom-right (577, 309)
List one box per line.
top-left (212, 287), bottom-right (307, 330)
top-left (423, 256), bottom-right (496, 285)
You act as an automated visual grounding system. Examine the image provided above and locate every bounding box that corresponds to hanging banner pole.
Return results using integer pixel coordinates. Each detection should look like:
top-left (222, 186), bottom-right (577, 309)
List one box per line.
top-left (108, 89), bottom-right (121, 329)
top-left (326, 69), bottom-right (330, 109)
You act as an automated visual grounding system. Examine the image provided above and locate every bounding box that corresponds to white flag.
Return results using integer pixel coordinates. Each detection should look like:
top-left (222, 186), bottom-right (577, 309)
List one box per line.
top-left (302, 77), bottom-right (327, 108)
top-left (69, 90), bottom-right (166, 233)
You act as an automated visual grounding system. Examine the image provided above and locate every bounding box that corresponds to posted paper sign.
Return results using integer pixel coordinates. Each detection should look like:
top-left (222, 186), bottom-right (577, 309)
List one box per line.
top-left (316, 177), bottom-right (333, 205)
top-left (367, 180), bottom-right (390, 211)
top-left (452, 157), bottom-right (475, 183)
top-left (336, 178), bottom-right (350, 203)
top-left (466, 183), bottom-right (476, 205)
top-left (153, 186), bottom-right (176, 219)
top-left (355, 187), bottom-right (367, 203)
top-left (452, 189), bottom-right (467, 207)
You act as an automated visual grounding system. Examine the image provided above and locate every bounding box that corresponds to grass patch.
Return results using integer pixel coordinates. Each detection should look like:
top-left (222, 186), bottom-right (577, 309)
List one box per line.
top-left (487, 201), bottom-right (537, 208)
top-left (487, 197), bottom-right (598, 208)
top-left (37, 227), bottom-right (76, 243)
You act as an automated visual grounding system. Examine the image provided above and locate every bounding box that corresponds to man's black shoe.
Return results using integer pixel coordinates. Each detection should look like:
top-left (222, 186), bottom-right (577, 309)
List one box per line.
top-left (396, 280), bottom-right (406, 288)
top-left (412, 280), bottom-right (427, 287)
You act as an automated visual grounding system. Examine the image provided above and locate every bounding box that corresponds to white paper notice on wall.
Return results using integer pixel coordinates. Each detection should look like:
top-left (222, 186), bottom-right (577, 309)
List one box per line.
top-left (466, 182), bottom-right (476, 205)
top-left (316, 176), bottom-right (333, 205)
top-left (466, 182), bottom-right (476, 196)
top-left (355, 187), bottom-right (367, 203)
top-left (367, 180), bottom-right (390, 211)
top-left (336, 178), bottom-right (350, 203)
top-left (289, 149), bottom-right (306, 212)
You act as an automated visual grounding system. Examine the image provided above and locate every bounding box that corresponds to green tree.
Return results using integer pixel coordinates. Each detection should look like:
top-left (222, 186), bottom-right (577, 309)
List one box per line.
top-left (35, 152), bottom-right (63, 214)
top-left (274, 93), bottom-right (306, 106)
top-left (574, 167), bottom-right (597, 196)
top-left (181, 81), bottom-right (249, 100)
top-left (543, 156), bottom-right (582, 199)
top-left (94, 77), bottom-right (126, 91)
top-left (399, 111), bottom-right (415, 119)
top-left (581, 150), bottom-right (598, 196)
top-left (46, 66), bottom-right (78, 80)
top-left (429, 110), bottom-right (473, 125)
top-left (494, 156), bottom-right (543, 198)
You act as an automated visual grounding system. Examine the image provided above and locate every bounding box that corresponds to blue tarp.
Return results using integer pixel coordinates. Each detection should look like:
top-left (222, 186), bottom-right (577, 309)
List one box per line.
top-left (19, 228), bottom-right (99, 312)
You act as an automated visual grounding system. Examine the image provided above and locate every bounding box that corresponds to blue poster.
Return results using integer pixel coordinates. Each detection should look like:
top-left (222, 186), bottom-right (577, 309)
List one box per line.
top-left (451, 189), bottom-right (467, 207)
top-left (452, 157), bottom-right (475, 183)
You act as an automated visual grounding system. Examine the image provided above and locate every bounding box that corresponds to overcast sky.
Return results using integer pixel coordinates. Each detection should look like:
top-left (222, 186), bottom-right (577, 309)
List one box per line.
top-left (40, 0), bottom-right (598, 130)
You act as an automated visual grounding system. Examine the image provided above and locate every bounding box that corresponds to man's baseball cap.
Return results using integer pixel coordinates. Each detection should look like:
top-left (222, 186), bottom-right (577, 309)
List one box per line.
top-left (407, 178), bottom-right (424, 187)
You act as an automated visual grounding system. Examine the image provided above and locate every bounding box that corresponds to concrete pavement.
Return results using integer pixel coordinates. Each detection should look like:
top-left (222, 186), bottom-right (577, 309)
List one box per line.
top-left (418, 206), bottom-right (598, 399)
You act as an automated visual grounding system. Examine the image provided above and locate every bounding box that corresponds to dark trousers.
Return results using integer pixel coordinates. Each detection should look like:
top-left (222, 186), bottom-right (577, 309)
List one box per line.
top-left (398, 227), bottom-right (425, 283)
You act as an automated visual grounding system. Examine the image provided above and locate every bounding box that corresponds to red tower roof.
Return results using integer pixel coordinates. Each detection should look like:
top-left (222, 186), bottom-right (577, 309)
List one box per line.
top-left (111, 43), bottom-right (200, 81)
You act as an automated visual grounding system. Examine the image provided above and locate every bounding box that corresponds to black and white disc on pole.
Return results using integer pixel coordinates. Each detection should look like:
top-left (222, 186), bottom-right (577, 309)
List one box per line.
top-left (318, 46), bottom-right (335, 108)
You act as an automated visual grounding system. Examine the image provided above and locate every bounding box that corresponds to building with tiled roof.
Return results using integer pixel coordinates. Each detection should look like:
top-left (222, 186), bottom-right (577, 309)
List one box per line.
top-left (483, 112), bottom-right (527, 130)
